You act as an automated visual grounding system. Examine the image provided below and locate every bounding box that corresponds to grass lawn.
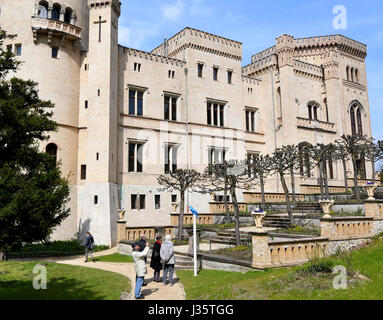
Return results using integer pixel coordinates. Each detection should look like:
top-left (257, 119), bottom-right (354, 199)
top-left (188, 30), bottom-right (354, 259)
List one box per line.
top-left (95, 253), bottom-right (133, 263)
top-left (177, 237), bottom-right (383, 300)
top-left (0, 261), bottom-right (131, 300)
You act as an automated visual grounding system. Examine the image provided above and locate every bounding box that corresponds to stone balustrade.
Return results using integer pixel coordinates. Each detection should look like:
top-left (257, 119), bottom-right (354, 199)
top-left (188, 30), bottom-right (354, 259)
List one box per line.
top-left (170, 213), bottom-right (214, 226)
top-left (209, 202), bottom-right (247, 214)
top-left (320, 217), bottom-right (373, 240)
top-left (300, 185), bottom-right (346, 195)
top-left (117, 222), bottom-right (173, 242)
top-left (243, 192), bottom-right (304, 204)
top-left (297, 117), bottom-right (336, 133)
top-left (31, 17), bottom-right (82, 42)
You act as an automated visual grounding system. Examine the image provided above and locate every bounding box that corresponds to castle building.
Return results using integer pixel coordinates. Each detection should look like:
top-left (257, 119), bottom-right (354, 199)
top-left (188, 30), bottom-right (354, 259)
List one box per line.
top-left (0, 0), bottom-right (373, 245)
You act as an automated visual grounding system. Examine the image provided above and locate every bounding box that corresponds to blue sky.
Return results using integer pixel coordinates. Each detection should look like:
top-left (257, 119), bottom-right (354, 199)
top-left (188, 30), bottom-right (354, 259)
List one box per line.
top-left (118, 0), bottom-right (383, 140)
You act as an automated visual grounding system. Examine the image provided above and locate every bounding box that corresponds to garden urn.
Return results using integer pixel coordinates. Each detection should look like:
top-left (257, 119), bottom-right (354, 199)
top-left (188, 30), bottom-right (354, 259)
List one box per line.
top-left (252, 210), bottom-right (267, 230)
top-left (118, 208), bottom-right (126, 221)
top-left (364, 183), bottom-right (378, 200)
top-left (319, 199), bottom-right (334, 218)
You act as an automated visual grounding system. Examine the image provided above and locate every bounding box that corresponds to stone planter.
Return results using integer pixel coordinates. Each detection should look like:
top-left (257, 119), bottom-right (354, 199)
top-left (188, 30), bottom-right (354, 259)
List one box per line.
top-left (319, 199), bottom-right (334, 218)
top-left (118, 209), bottom-right (126, 221)
top-left (171, 203), bottom-right (178, 213)
top-left (251, 210), bottom-right (267, 231)
top-left (364, 184), bottom-right (378, 200)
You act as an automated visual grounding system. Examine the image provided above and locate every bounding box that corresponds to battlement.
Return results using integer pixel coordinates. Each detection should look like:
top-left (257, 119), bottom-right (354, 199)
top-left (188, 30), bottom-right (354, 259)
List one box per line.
top-left (88, 0), bottom-right (121, 16)
top-left (151, 27), bottom-right (242, 61)
top-left (120, 46), bottom-right (186, 67)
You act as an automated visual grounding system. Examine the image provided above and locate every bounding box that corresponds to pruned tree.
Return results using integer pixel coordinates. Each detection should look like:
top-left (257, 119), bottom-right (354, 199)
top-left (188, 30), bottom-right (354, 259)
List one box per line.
top-left (280, 145), bottom-right (300, 203)
top-left (337, 134), bottom-right (367, 200)
top-left (0, 28), bottom-right (70, 260)
top-left (157, 169), bottom-right (202, 240)
top-left (334, 141), bottom-right (351, 193)
top-left (362, 138), bottom-right (383, 184)
top-left (200, 160), bottom-right (252, 246)
top-left (248, 154), bottom-right (273, 210)
top-left (271, 148), bottom-right (294, 225)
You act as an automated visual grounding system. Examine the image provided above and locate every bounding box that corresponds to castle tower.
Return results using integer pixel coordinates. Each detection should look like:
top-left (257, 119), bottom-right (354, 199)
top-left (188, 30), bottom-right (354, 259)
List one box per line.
top-left (77, 0), bottom-right (121, 245)
top-left (0, 0), bottom-right (89, 240)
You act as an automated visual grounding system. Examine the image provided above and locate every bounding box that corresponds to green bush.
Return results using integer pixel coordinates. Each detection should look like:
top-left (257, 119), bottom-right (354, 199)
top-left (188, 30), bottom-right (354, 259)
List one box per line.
top-left (304, 259), bottom-right (334, 274)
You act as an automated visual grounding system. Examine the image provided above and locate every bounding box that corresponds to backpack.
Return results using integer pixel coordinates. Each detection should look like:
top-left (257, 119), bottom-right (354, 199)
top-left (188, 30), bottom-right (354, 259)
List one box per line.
top-left (90, 236), bottom-right (95, 250)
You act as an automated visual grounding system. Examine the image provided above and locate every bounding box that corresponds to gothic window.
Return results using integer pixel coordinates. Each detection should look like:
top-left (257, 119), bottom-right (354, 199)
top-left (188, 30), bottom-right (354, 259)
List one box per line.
top-left (350, 105), bottom-right (356, 135)
top-left (350, 67), bottom-right (354, 82)
top-left (356, 155), bottom-right (366, 179)
top-left (51, 3), bottom-right (61, 21)
top-left (245, 108), bottom-right (258, 132)
top-left (355, 69), bottom-right (359, 83)
top-left (308, 102), bottom-right (319, 121)
top-left (38, 1), bottom-right (48, 18)
top-left (357, 108), bottom-right (363, 135)
top-left (46, 143), bottom-right (58, 166)
top-left (64, 7), bottom-right (73, 24)
top-left (198, 63), bottom-right (204, 78)
top-left (128, 142), bottom-right (144, 172)
top-left (324, 98), bottom-right (329, 123)
top-left (346, 66), bottom-right (350, 81)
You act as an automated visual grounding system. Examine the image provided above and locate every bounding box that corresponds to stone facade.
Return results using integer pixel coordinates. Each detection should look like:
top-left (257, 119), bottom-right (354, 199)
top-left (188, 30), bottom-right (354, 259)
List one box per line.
top-left (0, 0), bottom-right (373, 245)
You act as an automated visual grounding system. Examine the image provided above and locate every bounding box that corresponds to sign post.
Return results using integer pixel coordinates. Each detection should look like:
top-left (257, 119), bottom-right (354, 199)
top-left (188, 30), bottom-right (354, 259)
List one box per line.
top-left (190, 206), bottom-right (199, 277)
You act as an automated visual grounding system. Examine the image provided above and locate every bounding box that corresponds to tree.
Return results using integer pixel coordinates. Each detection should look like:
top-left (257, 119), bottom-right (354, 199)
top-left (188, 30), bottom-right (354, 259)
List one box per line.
top-left (281, 145), bottom-right (300, 203)
top-left (0, 28), bottom-right (70, 260)
top-left (200, 160), bottom-right (252, 246)
top-left (248, 154), bottom-right (273, 210)
top-left (157, 169), bottom-right (201, 240)
top-left (334, 141), bottom-right (351, 193)
top-left (362, 138), bottom-right (383, 184)
top-left (337, 134), bottom-right (367, 200)
top-left (271, 148), bottom-right (294, 225)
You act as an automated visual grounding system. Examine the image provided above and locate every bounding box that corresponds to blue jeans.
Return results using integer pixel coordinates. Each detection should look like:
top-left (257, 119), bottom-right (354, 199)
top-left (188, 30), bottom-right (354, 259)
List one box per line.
top-left (163, 264), bottom-right (174, 285)
top-left (135, 276), bottom-right (144, 298)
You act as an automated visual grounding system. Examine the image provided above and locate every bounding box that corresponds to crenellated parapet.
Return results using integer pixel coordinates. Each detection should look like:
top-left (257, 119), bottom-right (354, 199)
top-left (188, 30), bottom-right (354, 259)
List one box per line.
top-left (242, 54), bottom-right (278, 77)
top-left (88, 0), bottom-right (121, 17)
top-left (275, 34), bottom-right (295, 68)
top-left (293, 59), bottom-right (323, 81)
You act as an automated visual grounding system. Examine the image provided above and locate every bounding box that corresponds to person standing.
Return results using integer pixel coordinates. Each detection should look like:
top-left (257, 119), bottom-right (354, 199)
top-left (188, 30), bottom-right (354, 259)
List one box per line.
top-left (150, 235), bottom-right (162, 282)
top-left (138, 234), bottom-right (147, 252)
top-left (84, 232), bottom-right (95, 263)
top-left (132, 241), bottom-right (150, 299)
top-left (160, 234), bottom-right (175, 286)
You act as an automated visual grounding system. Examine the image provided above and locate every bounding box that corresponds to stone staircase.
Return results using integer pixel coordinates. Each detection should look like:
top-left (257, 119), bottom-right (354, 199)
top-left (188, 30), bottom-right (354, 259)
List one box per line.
top-left (263, 215), bottom-right (292, 229)
top-left (146, 249), bottom-right (195, 270)
top-left (293, 202), bottom-right (322, 214)
top-left (205, 230), bottom-right (252, 245)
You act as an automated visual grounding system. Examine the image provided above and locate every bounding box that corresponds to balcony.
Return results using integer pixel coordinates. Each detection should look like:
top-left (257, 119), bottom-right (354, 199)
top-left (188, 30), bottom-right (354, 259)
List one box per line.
top-left (31, 17), bottom-right (82, 44)
top-left (297, 117), bottom-right (336, 134)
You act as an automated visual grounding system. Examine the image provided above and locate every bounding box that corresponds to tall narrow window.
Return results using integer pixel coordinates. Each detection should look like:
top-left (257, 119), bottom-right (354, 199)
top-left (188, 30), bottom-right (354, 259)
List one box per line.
top-left (164, 96), bottom-right (170, 120)
top-left (208, 147), bottom-right (226, 174)
top-left (155, 195), bottom-right (161, 209)
top-left (207, 102), bottom-right (212, 125)
top-left (85, 100), bottom-right (88, 109)
top-left (313, 106), bottom-right (318, 121)
top-left (198, 63), bottom-right (204, 78)
top-left (128, 142), bottom-right (144, 173)
top-left (38, 1), bottom-right (48, 18)
top-left (328, 157), bottom-right (334, 179)
top-left (129, 90), bottom-right (135, 115)
top-left (137, 91), bottom-right (143, 116)
top-left (80, 165), bottom-right (87, 180)
top-left (355, 69), bottom-right (359, 83)
top-left (346, 66), bottom-right (350, 81)
top-left (219, 105), bottom-right (224, 127)
top-left (350, 106), bottom-right (356, 135)
top-left (213, 104), bottom-right (218, 126)
top-left (52, 47), bottom-right (59, 59)
top-left (94, 195), bottom-right (98, 205)
top-left (131, 194), bottom-right (137, 209)
top-left (64, 7), bottom-right (72, 24)
top-left (213, 67), bottom-right (218, 81)
top-left (228, 70), bottom-right (233, 84)
top-left (139, 195), bottom-right (146, 210)
top-left (46, 143), bottom-right (58, 166)
top-left (351, 67), bottom-right (354, 82)
top-left (164, 144), bottom-right (178, 173)
top-left (250, 111), bottom-right (255, 132)
top-left (15, 44), bottom-right (22, 56)
top-left (245, 110), bottom-right (250, 131)
top-left (171, 97), bottom-right (177, 121)
top-left (51, 4), bottom-right (61, 21)
top-left (357, 108), bottom-right (363, 135)
top-left (308, 105), bottom-right (313, 120)
top-left (245, 109), bottom-right (257, 132)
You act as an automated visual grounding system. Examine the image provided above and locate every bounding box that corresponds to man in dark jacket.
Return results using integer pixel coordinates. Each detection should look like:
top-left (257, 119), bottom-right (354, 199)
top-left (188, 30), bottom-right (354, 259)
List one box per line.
top-left (85, 232), bottom-right (95, 263)
top-left (150, 236), bottom-right (162, 282)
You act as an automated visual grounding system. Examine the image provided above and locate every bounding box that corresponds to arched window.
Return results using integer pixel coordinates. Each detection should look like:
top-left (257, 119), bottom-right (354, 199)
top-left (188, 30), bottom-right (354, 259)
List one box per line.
top-left (308, 102), bottom-right (319, 121)
top-left (299, 143), bottom-right (311, 178)
top-left (52, 3), bottom-right (61, 21)
top-left (64, 7), bottom-right (73, 24)
top-left (350, 105), bottom-right (356, 135)
top-left (357, 108), bottom-right (363, 135)
top-left (324, 98), bottom-right (329, 123)
top-left (46, 143), bottom-right (58, 166)
top-left (346, 66), bottom-right (350, 81)
top-left (350, 67), bottom-right (354, 82)
top-left (38, 1), bottom-right (48, 18)
top-left (355, 69), bottom-right (359, 83)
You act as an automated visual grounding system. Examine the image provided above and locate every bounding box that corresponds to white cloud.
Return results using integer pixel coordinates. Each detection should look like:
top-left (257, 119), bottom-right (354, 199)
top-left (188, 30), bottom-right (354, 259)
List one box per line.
top-left (118, 21), bottom-right (161, 50)
top-left (191, 0), bottom-right (212, 16)
top-left (161, 0), bottom-right (185, 22)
